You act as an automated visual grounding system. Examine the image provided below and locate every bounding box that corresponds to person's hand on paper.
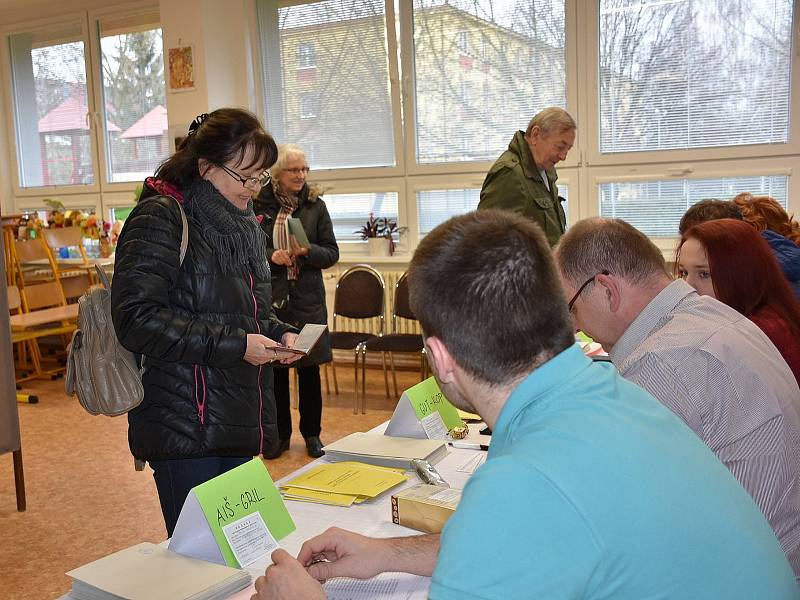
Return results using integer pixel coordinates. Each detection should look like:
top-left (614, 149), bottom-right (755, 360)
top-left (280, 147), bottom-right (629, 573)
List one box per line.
top-left (299, 527), bottom-right (440, 581)
top-left (252, 548), bottom-right (325, 600)
top-left (271, 249), bottom-right (294, 267)
top-left (290, 235), bottom-right (310, 257)
top-left (297, 527), bottom-right (392, 582)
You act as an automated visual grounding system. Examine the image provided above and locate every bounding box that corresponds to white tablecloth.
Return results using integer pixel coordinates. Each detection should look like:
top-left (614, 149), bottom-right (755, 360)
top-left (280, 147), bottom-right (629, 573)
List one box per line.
top-left (60, 427), bottom-right (486, 600)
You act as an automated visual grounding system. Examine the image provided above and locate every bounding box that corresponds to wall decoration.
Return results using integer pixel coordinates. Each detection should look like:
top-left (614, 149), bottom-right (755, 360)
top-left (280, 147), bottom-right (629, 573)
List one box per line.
top-left (168, 46), bottom-right (195, 92)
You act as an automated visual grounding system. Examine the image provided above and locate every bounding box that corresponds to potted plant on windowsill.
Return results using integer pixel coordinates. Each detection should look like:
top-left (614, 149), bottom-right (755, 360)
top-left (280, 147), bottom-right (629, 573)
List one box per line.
top-left (355, 214), bottom-right (406, 257)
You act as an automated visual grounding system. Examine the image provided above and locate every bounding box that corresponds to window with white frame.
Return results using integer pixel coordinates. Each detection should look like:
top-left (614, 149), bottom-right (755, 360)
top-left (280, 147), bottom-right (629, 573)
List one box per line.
top-left (256, 0), bottom-right (568, 250)
top-left (598, 0), bottom-right (792, 153)
top-left (255, 0), bottom-right (798, 255)
top-left (9, 23), bottom-right (93, 187)
top-left (326, 191), bottom-right (400, 243)
top-left (297, 41), bottom-right (316, 68)
top-left (594, 0), bottom-right (796, 238)
top-left (413, 0), bottom-right (566, 164)
top-left (299, 92), bottom-right (318, 119)
top-left (5, 9), bottom-right (167, 194)
top-left (258, 0), bottom-right (396, 170)
top-left (600, 176), bottom-right (789, 238)
top-left (99, 14), bottom-right (168, 183)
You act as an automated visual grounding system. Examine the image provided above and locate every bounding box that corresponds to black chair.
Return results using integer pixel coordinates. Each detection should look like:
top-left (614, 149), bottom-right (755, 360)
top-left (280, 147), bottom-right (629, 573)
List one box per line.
top-left (363, 272), bottom-right (427, 408)
top-left (327, 265), bottom-right (385, 413)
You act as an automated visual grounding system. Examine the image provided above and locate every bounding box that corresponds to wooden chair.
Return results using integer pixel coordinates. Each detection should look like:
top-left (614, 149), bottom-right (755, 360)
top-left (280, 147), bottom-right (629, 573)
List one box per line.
top-left (363, 272), bottom-right (427, 405)
top-left (327, 265), bottom-right (385, 413)
top-left (7, 284), bottom-right (78, 382)
top-left (8, 239), bottom-right (76, 380)
top-left (40, 226), bottom-right (113, 283)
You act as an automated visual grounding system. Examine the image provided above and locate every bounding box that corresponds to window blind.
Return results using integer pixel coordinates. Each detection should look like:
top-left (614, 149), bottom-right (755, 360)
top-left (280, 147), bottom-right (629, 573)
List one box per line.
top-left (599, 175), bottom-right (789, 237)
top-left (413, 0), bottom-right (566, 164)
top-left (599, 0), bottom-right (793, 153)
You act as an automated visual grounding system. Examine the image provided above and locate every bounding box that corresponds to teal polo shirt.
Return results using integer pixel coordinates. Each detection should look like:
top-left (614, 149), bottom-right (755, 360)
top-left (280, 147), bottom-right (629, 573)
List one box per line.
top-left (429, 345), bottom-right (796, 599)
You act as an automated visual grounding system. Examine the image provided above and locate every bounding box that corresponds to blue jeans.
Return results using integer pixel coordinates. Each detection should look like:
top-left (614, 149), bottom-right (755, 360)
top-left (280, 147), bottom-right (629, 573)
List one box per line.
top-left (150, 456), bottom-right (251, 536)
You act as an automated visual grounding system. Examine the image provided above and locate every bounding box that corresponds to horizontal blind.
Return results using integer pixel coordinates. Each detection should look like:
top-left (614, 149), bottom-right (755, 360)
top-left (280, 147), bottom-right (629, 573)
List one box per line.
top-left (599, 0), bottom-right (793, 153)
top-left (9, 23), bottom-right (93, 187)
top-left (417, 185), bottom-right (569, 236)
top-left (413, 0), bottom-right (566, 164)
top-left (257, 0), bottom-right (396, 169)
top-left (99, 13), bottom-right (167, 183)
top-left (599, 175), bottom-right (789, 237)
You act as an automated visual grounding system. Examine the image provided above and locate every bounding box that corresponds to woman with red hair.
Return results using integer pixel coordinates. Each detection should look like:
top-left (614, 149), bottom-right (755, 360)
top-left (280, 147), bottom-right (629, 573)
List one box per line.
top-left (676, 218), bottom-right (800, 385)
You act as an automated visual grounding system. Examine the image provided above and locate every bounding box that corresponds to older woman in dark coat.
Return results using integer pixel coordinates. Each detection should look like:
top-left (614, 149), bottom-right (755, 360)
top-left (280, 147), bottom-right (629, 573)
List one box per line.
top-left (255, 144), bottom-right (339, 458)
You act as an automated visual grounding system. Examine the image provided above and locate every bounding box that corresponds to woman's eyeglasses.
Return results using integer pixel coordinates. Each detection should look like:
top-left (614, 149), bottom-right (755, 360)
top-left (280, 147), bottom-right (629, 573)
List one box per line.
top-left (285, 167), bottom-right (310, 175)
top-left (567, 270), bottom-right (610, 312)
top-left (218, 164), bottom-right (271, 192)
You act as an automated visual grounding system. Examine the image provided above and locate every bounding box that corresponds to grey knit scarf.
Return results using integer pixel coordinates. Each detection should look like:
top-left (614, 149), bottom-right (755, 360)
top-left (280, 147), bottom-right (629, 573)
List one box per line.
top-left (186, 178), bottom-right (271, 280)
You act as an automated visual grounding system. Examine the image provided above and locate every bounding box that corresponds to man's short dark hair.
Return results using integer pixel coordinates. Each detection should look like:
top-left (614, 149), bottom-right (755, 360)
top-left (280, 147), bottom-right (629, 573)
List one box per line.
top-left (408, 210), bottom-right (574, 386)
top-left (678, 199), bottom-right (743, 235)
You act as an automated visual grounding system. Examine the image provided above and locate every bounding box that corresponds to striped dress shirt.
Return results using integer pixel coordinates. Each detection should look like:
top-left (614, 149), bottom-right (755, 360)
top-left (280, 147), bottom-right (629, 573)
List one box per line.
top-left (610, 279), bottom-right (800, 578)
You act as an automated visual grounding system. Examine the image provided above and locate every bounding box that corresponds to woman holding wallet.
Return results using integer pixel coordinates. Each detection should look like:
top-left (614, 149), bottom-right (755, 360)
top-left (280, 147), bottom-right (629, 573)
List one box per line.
top-left (255, 144), bottom-right (339, 459)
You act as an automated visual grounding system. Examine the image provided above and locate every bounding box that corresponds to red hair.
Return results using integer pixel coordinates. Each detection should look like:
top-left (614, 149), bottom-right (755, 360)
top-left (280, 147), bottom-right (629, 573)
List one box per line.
top-left (677, 218), bottom-right (800, 337)
top-left (732, 192), bottom-right (800, 245)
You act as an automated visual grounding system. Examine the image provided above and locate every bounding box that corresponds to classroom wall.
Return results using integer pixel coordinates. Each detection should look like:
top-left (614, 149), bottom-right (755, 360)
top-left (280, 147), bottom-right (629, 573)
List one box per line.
top-left (0, 0), bottom-right (257, 216)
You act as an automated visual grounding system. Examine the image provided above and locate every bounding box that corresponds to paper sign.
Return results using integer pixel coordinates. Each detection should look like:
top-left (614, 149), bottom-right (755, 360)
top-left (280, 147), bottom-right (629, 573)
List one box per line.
top-left (385, 377), bottom-right (464, 439)
top-left (222, 511), bottom-right (278, 567)
top-left (170, 458), bottom-right (295, 567)
top-left (407, 377), bottom-right (463, 429)
top-left (420, 411), bottom-right (449, 440)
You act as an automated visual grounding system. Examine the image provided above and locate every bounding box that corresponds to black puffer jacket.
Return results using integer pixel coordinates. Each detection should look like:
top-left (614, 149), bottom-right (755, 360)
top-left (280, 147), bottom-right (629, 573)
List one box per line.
top-left (254, 183), bottom-right (339, 366)
top-left (112, 181), bottom-right (294, 461)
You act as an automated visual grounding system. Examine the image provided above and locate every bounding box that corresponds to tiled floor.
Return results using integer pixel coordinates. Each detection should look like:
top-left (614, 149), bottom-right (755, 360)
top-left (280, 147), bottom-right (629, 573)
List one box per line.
top-left (1, 364), bottom-right (421, 599)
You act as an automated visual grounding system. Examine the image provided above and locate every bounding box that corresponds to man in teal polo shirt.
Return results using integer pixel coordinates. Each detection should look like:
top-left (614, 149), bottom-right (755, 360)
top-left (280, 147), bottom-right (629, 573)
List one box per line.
top-left (251, 211), bottom-right (797, 600)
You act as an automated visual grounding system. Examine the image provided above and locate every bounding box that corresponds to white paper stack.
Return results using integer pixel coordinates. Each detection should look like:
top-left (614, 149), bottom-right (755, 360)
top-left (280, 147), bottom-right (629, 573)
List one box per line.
top-left (323, 432), bottom-right (448, 469)
top-left (66, 542), bottom-right (251, 600)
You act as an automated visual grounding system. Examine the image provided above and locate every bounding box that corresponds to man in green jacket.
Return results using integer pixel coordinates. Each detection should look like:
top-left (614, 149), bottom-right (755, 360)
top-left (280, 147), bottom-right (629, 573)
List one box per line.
top-left (478, 107), bottom-right (576, 246)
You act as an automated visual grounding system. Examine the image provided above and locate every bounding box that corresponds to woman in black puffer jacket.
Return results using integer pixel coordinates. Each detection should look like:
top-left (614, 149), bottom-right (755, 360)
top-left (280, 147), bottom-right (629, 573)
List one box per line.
top-left (254, 144), bottom-right (339, 460)
top-left (111, 109), bottom-right (300, 535)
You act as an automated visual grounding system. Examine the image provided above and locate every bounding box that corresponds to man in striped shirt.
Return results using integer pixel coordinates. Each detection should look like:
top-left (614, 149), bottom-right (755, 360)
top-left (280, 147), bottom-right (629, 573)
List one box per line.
top-left (555, 217), bottom-right (800, 579)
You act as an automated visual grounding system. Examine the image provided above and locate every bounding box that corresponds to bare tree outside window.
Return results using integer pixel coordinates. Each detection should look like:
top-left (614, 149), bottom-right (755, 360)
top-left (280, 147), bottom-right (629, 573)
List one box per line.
top-left (413, 0), bottom-right (567, 164)
top-left (599, 0), bottom-right (792, 153)
top-left (260, 0), bottom-right (395, 169)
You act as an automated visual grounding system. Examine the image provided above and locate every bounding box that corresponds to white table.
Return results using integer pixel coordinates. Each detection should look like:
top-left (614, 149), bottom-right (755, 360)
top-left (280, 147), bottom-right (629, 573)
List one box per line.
top-left (60, 432), bottom-right (486, 600)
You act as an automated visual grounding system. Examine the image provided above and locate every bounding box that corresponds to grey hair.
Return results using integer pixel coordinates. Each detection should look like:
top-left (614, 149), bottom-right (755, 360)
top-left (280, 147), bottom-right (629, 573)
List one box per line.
top-left (526, 107), bottom-right (576, 136)
top-left (269, 143), bottom-right (307, 179)
top-left (554, 218), bottom-right (669, 287)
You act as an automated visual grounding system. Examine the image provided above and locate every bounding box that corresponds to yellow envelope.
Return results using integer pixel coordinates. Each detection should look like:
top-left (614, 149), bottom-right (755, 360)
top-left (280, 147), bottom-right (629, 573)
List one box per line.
top-left (282, 462), bottom-right (408, 498)
top-left (281, 487), bottom-right (357, 507)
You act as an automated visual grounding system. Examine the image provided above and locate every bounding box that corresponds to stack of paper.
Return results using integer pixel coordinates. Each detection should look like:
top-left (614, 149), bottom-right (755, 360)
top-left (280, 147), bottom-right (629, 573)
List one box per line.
top-left (66, 542), bottom-right (251, 600)
top-left (281, 461), bottom-right (408, 507)
top-left (323, 432), bottom-right (448, 468)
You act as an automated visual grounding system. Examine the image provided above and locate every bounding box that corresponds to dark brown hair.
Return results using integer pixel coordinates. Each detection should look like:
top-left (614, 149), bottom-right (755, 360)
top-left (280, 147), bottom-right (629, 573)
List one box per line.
top-left (678, 199), bottom-right (742, 235)
top-left (408, 210), bottom-right (574, 386)
top-left (156, 108), bottom-right (278, 189)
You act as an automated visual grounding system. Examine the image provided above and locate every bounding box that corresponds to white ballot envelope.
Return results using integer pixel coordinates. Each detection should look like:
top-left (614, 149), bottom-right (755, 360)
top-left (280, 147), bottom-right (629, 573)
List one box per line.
top-left (283, 323), bottom-right (327, 355)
